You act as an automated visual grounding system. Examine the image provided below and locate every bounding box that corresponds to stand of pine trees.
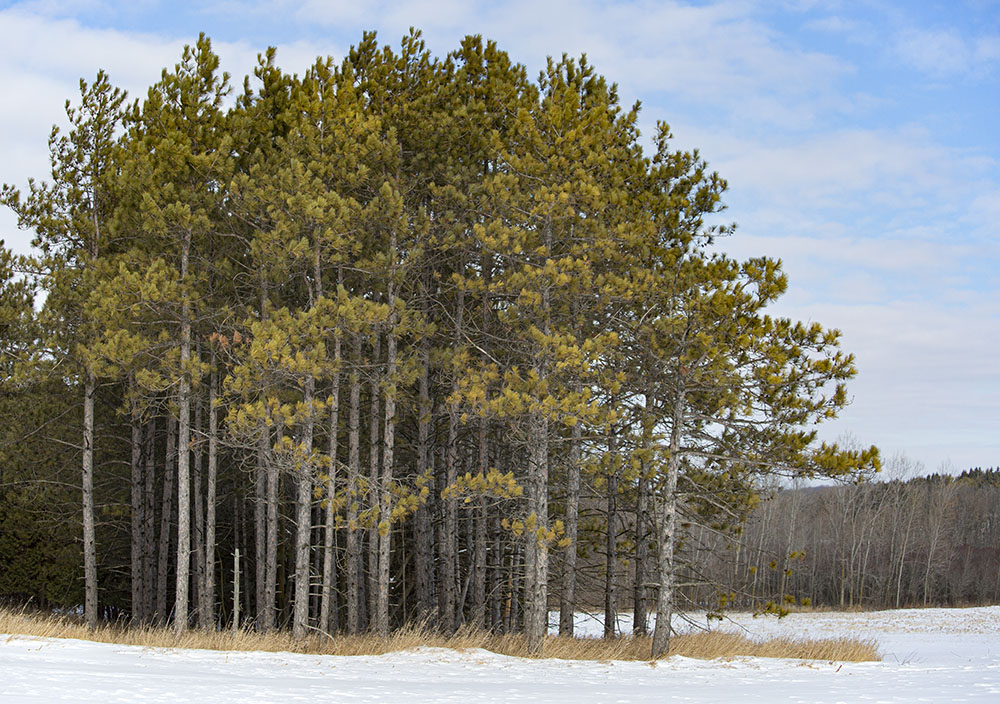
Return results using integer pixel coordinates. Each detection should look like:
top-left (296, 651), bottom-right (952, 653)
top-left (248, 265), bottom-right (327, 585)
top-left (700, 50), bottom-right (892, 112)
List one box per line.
top-left (1, 32), bottom-right (878, 656)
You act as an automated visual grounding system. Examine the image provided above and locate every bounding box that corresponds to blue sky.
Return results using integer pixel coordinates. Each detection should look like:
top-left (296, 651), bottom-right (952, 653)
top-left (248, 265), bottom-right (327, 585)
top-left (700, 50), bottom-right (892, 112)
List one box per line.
top-left (1, 0), bottom-right (998, 475)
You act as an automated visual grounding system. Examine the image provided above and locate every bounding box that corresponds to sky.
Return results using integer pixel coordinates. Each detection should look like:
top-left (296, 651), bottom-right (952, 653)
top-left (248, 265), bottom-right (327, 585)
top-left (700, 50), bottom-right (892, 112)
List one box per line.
top-left (0, 0), bottom-right (997, 476)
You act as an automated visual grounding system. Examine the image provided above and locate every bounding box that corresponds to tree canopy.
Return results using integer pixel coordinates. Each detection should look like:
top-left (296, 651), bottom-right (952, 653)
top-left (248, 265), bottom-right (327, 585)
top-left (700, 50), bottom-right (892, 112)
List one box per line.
top-left (0, 31), bottom-right (878, 656)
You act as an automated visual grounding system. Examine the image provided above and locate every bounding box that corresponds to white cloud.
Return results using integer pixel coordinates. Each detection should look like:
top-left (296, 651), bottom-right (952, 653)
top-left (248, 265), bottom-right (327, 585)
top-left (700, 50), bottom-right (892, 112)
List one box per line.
top-left (790, 297), bottom-right (1000, 471)
top-left (670, 123), bottom-right (996, 241)
top-left (893, 26), bottom-right (1000, 78)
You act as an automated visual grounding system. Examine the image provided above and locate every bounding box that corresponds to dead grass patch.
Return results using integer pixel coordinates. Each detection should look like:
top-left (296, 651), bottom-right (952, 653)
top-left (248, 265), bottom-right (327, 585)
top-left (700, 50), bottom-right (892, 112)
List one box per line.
top-left (0, 607), bottom-right (878, 662)
top-left (669, 630), bottom-right (879, 661)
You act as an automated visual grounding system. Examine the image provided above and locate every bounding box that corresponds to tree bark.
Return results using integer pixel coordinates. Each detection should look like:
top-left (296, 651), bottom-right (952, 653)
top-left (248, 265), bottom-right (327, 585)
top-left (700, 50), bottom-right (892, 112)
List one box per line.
top-left (346, 334), bottom-right (362, 634)
top-left (633, 456), bottom-right (649, 636)
top-left (320, 336), bottom-right (341, 633)
top-left (156, 417), bottom-right (176, 625)
top-left (142, 419), bottom-right (156, 623)
top-left (82, 371), bottom-right (98, 629)
top-left (376, 297), bottom-right (397, 636)
top-left (129, 401), bottom-right (143, 624)
top-left (254, 430), bottom-right (269, 630)
top-left (174, 228), bottom-right (193, 635)
top-left (193, 392), bottom-right (206, 626)
top-left (473, 421), bottom-right (488, 629)
top-left (204, 366), bottom-right (218, 628)
top-left (292, 376), bottom-right (316, 640)
top-left (604, 430), bottom-right (619, 639)
top-left (559, 422), bottom-right (582, 636)
top-left (367, 330), bottom-right (381, 627)
top-left (441, 288), bottom-right (464, 633)
top-left (265, 427), bottom-right (279, 630)
top-left (651, 389), bottom-right (684, 658)
top-left (524, 410), bottom-right (549, 651)
top-left (413, 334), bottom-right (434, 621)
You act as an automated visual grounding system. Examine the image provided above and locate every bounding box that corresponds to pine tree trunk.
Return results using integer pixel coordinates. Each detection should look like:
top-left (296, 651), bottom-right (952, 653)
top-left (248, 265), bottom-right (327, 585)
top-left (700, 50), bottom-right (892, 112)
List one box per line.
top-left (82, 371), bottom-right (98, 628)
top-left (193, 394), bottom-right (207, 627)
top-left (651, 390), bottom-right (684, 658)
top-left (204, 367), bottom-right (218, 628)
top-left (376, 304), bottom-right (397, 636)
top-left (441, 289), bottom-right (464, 633)
top-left (524, 410), bottom-right (549, 652)
top-left (320, 337), bottom-right (341, 633)
top-left (255, 278), bottom-right (272, 631)
top-left (156, 418), bottom-right (176, 626)
top-left (524, 221), bottom-right (553, 652)
top-left (559, 421), bottom-right (581, 636)
top-left (367, 330), bottom-right (381, 628)
top-left (413, 335), bottom-right (434, 620)
top-left (473, 421), bottom-right (488, 629)
top-left (254, 431), bottom-right (269, 630)
top-left (129, 406), bottom-right (143, 623)
top-left (490, 509), bottom-right (503, 632)
top-left (265, 428), bottom-right (279, 630)
top-left (604, 430), bottom-right (619, 639)
top-left (175, 229), bottom-right (193, 635)
top-left (473, 260), bottom-right (490, 630)
top-left (633, 458), bottom-right (649, 636)
top-left (292, 376), bottom-right (316, 640)
top-left (443, 409), bottom-right (460, 633)
top-left (142, 419), bottom-right (156, 623)
top-left (346, 334), bottom-right (362, 634)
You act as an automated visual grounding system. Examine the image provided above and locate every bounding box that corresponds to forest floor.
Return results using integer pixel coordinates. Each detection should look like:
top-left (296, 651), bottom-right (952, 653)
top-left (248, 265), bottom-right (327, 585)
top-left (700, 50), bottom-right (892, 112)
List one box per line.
top-left (2, 606), bottom-right (998, 702)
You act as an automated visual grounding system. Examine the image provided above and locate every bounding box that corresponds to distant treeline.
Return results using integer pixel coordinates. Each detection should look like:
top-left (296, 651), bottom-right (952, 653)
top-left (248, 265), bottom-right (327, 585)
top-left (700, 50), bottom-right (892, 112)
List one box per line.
top-left (681, 467), bottom-right (1000, 610)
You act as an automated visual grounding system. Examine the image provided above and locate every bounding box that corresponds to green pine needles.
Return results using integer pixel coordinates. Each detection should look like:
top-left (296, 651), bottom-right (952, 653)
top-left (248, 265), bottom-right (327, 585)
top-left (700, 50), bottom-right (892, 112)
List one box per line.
top-left (0, 30), bottom-right (878, 657)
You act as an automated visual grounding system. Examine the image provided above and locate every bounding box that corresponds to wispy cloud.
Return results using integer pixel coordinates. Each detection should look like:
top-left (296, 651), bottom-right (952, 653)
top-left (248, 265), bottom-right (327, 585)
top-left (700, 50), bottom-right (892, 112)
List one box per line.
top-left (892, 26), bottom-right (1000, 79)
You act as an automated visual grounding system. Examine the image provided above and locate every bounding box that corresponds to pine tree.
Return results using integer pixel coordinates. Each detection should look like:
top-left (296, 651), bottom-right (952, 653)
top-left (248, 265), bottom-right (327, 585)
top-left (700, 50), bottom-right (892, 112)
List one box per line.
top-left (2, 71), bottom-right (127, 628)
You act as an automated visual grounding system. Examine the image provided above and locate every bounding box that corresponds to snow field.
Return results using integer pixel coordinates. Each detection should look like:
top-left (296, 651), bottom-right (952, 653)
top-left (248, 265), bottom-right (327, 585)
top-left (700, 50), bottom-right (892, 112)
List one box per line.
top-left (2, 606), bottom-right (998, 703)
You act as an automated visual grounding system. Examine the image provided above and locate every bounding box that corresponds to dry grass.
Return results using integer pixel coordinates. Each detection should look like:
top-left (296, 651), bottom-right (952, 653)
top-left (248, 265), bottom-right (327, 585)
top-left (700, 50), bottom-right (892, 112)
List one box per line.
top-left (0, 607), bottom-right (879, 662)
top-left (669, 630), bottom-right (879, 661)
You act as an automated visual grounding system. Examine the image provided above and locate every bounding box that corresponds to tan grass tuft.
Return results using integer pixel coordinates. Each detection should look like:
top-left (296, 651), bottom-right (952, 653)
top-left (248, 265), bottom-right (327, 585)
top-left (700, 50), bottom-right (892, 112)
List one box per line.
top-left (668, 630), bottom-right (880, 661)
top-left (0, 607), bottom-right (878, 662)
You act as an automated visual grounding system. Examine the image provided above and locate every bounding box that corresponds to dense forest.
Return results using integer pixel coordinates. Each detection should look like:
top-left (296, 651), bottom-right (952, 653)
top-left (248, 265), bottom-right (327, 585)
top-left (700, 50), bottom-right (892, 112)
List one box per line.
top-left (0, 31), bottom-right (880, 656)
top-left (728, 466), bottom-right (1000, 610)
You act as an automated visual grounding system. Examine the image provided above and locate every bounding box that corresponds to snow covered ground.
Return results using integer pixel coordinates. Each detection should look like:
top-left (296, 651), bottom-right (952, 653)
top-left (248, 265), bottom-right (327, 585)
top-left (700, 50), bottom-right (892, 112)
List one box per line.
top-left (2, 606), bottom-right (998, 703)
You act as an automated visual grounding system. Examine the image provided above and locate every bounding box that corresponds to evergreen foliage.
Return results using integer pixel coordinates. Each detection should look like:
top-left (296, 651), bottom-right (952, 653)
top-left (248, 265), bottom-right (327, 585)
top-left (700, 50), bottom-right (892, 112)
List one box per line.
top-left (1, 31), bottom-right (878, 656)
